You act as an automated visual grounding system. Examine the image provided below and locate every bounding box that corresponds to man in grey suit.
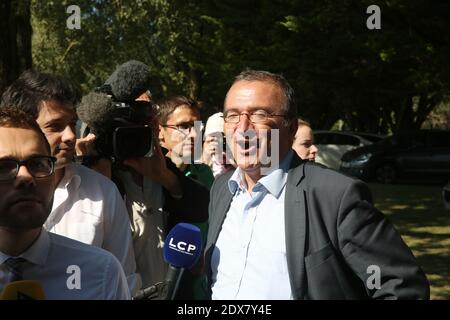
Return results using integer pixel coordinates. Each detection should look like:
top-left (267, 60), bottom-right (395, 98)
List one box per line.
top-left (205, 70), bottom-right (429, 299)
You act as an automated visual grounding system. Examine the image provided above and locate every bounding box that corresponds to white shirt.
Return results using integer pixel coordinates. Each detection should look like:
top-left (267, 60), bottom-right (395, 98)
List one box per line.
top-left (114, 169), bottom-right (168, 289)
top-left (44, 163), bottom-right (140, 295)
top-left (0, 229), bottom-right (130, 300)
top-left (211, 151), bottom-right (294, 300)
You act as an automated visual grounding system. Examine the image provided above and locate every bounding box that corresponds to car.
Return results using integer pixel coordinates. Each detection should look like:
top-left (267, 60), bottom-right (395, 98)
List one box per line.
top-left (443, 180), bottom-right (450, 210)
top-left (313, 131), bottom-right (376, 170)
top-left (340, 130), bottom-right (450, 184)
top-left (347, 132), bottom-right (385, 143)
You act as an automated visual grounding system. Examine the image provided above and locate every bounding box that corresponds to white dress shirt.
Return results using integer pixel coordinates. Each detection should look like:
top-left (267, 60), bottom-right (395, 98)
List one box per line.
top-left (0, 229), bottom-right (130, 299)
top-left (44, 163), bottom-right (140, 294)
top-left (211, 151), bottom-right (294, 300)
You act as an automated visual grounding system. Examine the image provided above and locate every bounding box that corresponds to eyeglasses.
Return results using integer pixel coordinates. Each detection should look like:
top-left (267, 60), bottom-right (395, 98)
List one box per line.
top-left (162, 122), bottom-right (204, 137)
top-left (0, 156), bottom-right (57, 181)
top-left (222, 110), bottom-right (287, 124)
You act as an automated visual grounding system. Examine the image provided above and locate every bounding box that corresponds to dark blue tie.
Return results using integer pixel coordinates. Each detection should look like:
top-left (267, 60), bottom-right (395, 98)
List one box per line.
top-left (4, 257), bottom-right (27, 282)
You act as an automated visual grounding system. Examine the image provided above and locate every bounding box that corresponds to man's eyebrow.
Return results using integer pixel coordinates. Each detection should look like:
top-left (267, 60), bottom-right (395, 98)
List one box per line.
top-left (44, 116), bottom-right (77, 126)
top-left (225, 106), bottom-right (272, 112)
top-left (43, 119), bottom-right (62, 126)
top-left (0, 154), bottom-right (48, 161)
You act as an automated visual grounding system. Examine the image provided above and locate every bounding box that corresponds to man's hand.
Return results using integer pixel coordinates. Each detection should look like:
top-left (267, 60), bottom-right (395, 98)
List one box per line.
top-left (123, 140), bottom-right (183, 198)
top-left (75, 133), bottom-right (97, 156)
top-left (75, 133), bottom-right (112, 179)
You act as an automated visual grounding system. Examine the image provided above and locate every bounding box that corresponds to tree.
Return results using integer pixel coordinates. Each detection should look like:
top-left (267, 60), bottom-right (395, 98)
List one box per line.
top-left (0, 0), bottom-right (32, 95)
top-left (24, 0), bottom-right (450, 133)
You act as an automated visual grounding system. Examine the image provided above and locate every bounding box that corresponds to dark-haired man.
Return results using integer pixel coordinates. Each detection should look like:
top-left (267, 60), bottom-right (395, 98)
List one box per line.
top-left (0, 107), bottom-right (130, 299)
top-left (205, 70), bottom-right (429, 299)
top-left (157, 95), bottom-right (214, 189)
top-left (1, 70), bottom-right (140, 295)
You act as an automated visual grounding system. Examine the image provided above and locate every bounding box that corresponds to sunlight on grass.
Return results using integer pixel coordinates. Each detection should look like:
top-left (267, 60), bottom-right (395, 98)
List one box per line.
top-left (410, 227), bottom-right (450, 235)
top-left (369, 183), bottom-right (450, 300)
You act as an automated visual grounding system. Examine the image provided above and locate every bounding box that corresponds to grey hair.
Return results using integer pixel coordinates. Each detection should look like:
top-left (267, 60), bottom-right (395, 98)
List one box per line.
top-left (228, 70), bottom-right (298, 124)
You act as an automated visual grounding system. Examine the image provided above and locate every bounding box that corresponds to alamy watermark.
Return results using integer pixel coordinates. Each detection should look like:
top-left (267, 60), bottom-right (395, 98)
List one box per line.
top-left (66, 5), bottom-right (81, 30)
top-left (366, 5), bottom-right (381, 30)
top-left (366, 265), bottom-right (381, 290)
top-left (66, 265), bottom-right (81, 290)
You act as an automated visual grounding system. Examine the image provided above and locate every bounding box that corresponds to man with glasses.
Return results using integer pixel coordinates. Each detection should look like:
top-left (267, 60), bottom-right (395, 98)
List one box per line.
top-left (204, 70), bottom-right (429, 299)
top-left (1, 70), bottom-right (140, 295)
top-left (0, 107), bottom-right (130, 299)
top-left (155, 95), bottom-right (213, 299)
top-left (157, 95), bottom-right (214, 189)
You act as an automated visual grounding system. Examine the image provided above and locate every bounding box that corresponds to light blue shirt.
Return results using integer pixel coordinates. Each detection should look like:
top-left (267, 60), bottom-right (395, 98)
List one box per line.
top-left (211, 151), bottom-right (294, 300)
top-left (0, 229), bottom-right (130, 300)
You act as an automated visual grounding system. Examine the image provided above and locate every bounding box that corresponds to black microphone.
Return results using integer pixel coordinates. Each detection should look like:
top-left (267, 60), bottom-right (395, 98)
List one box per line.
top-left (76, 60), bottom-right (155, 160)
top-left (132, 282), bottom-right (164, 300)
top-left (76, 92), bottom-right (118, 158)
top-left (104, 60), bottom-right (152, 102)
top-left (77, 59), bottom-right (152, 130)
top-left (77, 91), bottom-right (114, 132)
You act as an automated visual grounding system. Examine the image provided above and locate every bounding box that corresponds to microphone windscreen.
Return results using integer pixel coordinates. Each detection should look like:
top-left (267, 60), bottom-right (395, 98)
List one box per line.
top-left (163, 223), bottom-right (203, 270)
top-left (77, 92), bottom-right (114, 129)
top-left (105, 60), bottom-right (152, 102)
top-left (0, 280), bottom-right (45, 300)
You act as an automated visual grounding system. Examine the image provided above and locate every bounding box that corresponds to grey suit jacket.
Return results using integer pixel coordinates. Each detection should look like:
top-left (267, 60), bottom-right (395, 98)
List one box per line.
top-left (205, 154), bottom-right (430, 299)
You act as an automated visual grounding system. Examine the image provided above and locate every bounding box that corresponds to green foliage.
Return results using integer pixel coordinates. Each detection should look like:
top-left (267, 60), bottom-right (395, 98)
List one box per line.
top-left (29, 0), bottom-right (450, 132)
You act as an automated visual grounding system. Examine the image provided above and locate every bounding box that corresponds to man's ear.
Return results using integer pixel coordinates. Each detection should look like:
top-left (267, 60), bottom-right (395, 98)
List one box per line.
top-left (158, 125), bottom-right (166, 145)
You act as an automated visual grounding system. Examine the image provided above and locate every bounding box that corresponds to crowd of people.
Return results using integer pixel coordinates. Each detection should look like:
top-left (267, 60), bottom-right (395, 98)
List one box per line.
top-left (0, 62), bottom-right (429, 300)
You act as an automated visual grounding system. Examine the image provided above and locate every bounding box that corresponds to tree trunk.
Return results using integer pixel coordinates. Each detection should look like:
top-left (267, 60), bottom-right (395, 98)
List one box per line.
top-left (0, 0), bottom-right (32, 95)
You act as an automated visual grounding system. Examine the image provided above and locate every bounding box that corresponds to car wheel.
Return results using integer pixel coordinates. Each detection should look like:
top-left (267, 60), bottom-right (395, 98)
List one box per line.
top-left (375, 164), bottom-right (397, 184)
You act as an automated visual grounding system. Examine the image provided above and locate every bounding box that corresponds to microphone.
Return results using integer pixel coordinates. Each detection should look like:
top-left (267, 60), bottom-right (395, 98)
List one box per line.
top-left (132, 223), bottom-right (202, 300)
top-left (77, 60), bottom-right (154, 160)
top-left (133, 223), bottom-right (202, 300)
top-left (104, 60), bottom-right (152, 102)
top-left (132, 281), bottom-right (164, 300)
top-left (0, 280), bottom-right (45, 300)
top-left (161, 223), bottom-right (203, 300)
top-left (77, 91), bottom-right (114, 133)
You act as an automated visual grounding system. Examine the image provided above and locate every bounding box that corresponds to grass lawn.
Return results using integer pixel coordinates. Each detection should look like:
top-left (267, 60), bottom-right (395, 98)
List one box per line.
top-left (369, 183), bottom-right (450, 300)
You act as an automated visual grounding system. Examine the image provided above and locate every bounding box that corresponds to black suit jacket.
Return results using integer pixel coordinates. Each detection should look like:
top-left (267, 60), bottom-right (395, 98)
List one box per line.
top-left (205, 154), bottom-right (429, 299)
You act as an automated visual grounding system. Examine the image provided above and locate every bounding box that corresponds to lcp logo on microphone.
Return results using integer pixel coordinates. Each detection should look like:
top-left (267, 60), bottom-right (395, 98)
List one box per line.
top-left (168, 237), bottom-right (197, 256)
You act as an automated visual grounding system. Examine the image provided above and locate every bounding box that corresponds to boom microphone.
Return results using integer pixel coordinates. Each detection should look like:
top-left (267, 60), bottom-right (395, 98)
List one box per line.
top-left (77, 59), bottom-right (153, 131)
top-left (0, 280), bottom-right (45, 300)
top-left (76, 63), bottom-right (155, 159)
top-left (104, 60), bottom-right (152, 102)
top-left (77, 91), bottom-right (114, 131)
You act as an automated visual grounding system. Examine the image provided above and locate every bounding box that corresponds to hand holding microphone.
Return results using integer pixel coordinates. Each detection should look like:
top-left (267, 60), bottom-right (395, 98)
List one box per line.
top-left (133, 223), bottom-right (203, 300)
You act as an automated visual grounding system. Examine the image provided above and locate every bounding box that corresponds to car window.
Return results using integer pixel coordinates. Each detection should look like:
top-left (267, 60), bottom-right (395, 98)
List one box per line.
top-left (315, 132), bottom-right (360, 146)
top-left (390, 132), bottom-right (426, 148)
top-left (356, 133), bottom-right (384, 143)
top-left (428, 131), bottom-right (450, 148)
top-left (410, 133), bottom-right (427, 148)
top-left (314, 133), bottom-right (329, 144)
top-left (331, 134), bottom-right (360, 146)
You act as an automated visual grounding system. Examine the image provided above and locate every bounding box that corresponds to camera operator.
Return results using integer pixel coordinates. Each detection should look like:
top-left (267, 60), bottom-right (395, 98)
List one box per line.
top-left (76, 61), bottom-right (209, 295)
